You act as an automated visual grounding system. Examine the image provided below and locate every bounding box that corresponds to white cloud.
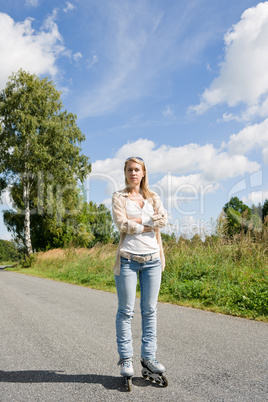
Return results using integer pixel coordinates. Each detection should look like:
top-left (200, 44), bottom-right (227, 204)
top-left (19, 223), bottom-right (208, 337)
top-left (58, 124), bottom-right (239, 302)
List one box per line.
top-left (227, 118), bottom-right (268, 160)
top-left (73, 52), bottom-right (83, 62)
top-left (180, 215), bottom-right (208, 236)
top-left (243, 189), bottom-right (268, 205)
top-left (91, 138), bottom-right (260, 200)
top-left (201, 152), bottom-right (259, 181)
top-left (26, 0), bottom-right (39, 7)
top-left (64, 2), bottom-right (76, 13)
top-left (263, 148), bottom-right (268, 164)
top-left (156, 173), bottom-right (218, 196)
top-left (101, 198), bottom-right (112, 209)
top-left (0, 11), bottom-right (70, 91)
top-left (0, 188), bottom-right (12, 208)
top-left (190, 2), bottom-right (268, 120)
top-left (153, 173), bottom-right (219, 212)
top-left (163, 105), bottom-right (174, 118)
top-left (102, 138), bottom-right (215, 176)
top-left (87, 54), bottom-right (98, 69)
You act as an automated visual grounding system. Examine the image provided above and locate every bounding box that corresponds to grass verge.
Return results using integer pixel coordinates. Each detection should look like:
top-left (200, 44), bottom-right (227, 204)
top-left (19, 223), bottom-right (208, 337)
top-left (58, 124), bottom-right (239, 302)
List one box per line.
top-left (0, 261), bottom-right (17, 266)
top-left (6, 236), bottom-right (268, 322)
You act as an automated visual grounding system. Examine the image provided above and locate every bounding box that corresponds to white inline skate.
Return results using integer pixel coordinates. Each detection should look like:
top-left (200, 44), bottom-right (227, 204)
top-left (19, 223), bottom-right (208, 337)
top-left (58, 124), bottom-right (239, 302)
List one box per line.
top-left (141, 358), bottom-right (168, 387)
top-left (118, 358), bottom-right (134, 391)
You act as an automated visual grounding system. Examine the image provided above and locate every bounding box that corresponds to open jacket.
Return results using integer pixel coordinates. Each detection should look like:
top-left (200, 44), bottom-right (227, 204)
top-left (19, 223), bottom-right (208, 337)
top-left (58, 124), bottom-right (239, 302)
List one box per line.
top-left (112, 189), bottom-right (167, 275)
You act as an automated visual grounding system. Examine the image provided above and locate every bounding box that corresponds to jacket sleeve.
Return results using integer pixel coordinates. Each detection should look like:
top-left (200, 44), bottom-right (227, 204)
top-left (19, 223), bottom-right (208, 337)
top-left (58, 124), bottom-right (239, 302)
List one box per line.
top-left (112, 192), bottom-right (144, 234)
top-left (151, 193), bottom-right (168, 229)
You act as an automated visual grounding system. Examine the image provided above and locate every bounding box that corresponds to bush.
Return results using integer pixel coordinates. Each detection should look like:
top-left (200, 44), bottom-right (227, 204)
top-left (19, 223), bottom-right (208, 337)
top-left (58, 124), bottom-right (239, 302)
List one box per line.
top-left (20, 254), bottom-right (37, 268)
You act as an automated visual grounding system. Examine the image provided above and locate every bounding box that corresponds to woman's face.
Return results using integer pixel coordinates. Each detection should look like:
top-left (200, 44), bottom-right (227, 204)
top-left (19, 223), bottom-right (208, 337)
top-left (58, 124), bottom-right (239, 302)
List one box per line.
top-left (125, 161), bottom-right (144, 188)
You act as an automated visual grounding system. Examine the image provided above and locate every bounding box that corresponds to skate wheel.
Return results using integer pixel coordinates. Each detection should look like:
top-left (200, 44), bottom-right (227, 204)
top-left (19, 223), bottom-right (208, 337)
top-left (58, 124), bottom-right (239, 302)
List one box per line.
top-left (127, 377), bottom-right (132, 392)
top-left (161, 374), bottom-right (168, 387)
top-left (142, 374), bottom-right (148, 379)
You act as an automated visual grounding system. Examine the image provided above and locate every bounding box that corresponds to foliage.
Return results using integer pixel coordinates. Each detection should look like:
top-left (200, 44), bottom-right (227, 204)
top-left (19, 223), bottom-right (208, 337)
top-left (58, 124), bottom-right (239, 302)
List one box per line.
top-left (262, 199), bottom-right (268, 223)
top-left (20, 253), bottom-right (37, 268)
top-left (249, 203), bottom-right (263, 232)
top-left (223, 196), bottom-right (251, 237)
top-left (161, 232), bottom-right (176, 243)
top-left (3, 191), bottom-right (114, 251)
top-left (160, 230), bottom-right (268, 319)
top-left (8, 229), bottom-right (268, 320)
top-left (0, 70), bottom-right (91, 255)
top-left (223, 197), bottom-right (268, 238)
top-left (0, 239), bottom-right (21, 262)
top-left (74, 200), bottom-right (114, 246)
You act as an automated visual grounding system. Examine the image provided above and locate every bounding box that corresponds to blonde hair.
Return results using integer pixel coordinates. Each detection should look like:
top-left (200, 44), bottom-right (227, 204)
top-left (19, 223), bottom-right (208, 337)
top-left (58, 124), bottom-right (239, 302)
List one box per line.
top-left (124, 157), bottom-right (154, 201)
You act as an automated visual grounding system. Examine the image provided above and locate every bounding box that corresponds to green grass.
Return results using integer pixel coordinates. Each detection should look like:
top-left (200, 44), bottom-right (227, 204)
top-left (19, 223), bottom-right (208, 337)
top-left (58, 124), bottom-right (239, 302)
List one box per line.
top-left (0, 261), bottom-right (17, 266)
top-left (8, 246), bottom-right (117, 292)
top-left (160, 236), bottom-right (268, 320)
top-left (7, 234), bottom-right (268, 321)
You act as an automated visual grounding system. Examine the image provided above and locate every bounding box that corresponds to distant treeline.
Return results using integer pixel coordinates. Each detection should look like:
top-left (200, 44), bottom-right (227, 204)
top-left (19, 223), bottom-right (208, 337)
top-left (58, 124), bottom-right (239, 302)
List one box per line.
top-left (0, 240), bottom-right (21, 262)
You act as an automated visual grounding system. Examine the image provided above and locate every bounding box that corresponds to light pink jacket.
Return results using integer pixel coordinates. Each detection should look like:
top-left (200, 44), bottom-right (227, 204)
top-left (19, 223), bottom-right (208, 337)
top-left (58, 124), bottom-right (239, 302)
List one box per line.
top-left (112, 189), bottom-right (167, 275)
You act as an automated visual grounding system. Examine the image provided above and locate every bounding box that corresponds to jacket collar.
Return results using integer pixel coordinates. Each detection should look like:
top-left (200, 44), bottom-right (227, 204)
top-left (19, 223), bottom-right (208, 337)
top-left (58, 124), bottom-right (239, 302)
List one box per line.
top-left (118, 188), bottom-right (130, 197)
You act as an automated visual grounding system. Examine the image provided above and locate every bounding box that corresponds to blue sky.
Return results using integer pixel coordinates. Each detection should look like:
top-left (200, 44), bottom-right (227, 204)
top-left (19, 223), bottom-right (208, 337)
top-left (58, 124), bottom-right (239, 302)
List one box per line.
top-left (1, 0), bottom-right (268, 239)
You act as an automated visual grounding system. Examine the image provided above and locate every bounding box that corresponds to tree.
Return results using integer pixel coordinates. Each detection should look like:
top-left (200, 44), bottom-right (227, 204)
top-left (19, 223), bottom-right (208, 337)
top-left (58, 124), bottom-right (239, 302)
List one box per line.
top-left (0, 239), bottom-right (21, 262)
top-left (3, 183), bottom-right (115, 251)
top-left (262, 199), bottom-right (268, 223)
top-left (223, 196), bottom-right (251, 237)
top-left (0, 70), bottom-right (91, 255)
top-left (69, 200), bottom-right (114, 247)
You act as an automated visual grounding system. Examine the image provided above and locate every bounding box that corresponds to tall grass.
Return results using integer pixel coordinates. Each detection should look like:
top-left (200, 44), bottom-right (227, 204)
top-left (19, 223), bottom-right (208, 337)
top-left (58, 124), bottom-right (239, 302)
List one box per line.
top-left (17, 245), bottom-right (117, 292)
top-left (8, 232), bottom-right (268, 321)
top-left (161, 233), bottom-right (268, 320)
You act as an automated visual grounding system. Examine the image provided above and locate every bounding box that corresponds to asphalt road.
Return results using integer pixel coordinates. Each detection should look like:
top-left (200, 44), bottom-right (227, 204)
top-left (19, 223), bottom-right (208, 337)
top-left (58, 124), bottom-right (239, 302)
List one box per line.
top-left (0, 271), bottom-right (267, 401)
top-left (0, 265), bottom-right (15, 269)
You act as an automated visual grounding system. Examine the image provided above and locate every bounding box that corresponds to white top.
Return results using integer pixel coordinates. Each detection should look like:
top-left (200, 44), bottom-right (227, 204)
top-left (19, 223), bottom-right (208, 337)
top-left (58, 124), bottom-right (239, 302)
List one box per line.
top-left (121, 198), bottom-right (160, 255)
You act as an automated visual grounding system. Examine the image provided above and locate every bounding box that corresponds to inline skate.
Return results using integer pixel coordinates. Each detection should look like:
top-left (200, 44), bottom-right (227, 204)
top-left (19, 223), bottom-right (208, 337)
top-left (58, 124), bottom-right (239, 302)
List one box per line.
top-left (141, 358), bottom-right (168, 387)
top-left (118, 358), bottom-right (134, 392)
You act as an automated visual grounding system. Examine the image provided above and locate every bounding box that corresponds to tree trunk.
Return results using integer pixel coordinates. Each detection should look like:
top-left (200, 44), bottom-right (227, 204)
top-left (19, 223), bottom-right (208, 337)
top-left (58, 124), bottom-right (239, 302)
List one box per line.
top-left (23, 174), bottom-right (33, 256)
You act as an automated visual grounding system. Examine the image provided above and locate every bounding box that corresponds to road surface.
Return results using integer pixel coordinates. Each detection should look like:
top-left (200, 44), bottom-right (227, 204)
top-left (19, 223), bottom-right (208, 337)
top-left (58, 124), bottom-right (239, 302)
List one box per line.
top-left (0, 271), bottom-right (267, 401)
top-left (0, 265), bottom-right (16, 269)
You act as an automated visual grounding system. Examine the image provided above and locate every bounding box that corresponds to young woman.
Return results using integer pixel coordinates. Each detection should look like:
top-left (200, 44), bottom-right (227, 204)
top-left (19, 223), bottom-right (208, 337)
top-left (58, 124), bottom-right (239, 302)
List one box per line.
top-left (112, 157), bottom-right (168, 387)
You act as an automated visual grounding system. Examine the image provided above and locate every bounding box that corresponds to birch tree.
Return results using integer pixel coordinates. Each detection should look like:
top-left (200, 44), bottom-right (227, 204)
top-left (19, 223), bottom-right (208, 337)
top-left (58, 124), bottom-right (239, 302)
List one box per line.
top-left (0, 70), bottom-right (91, 256)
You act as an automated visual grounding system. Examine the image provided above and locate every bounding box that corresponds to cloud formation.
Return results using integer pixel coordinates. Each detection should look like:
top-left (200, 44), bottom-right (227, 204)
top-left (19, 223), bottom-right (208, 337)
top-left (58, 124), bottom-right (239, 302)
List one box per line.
top-left (25, 0), bottom-right (39, 7)
top-left (243, 189), bottom-right (268, 206)
top-left (162, 105), bottom-right (174, 118)
top-left (227, 118), bottom-right (268, 162)
top-left (0, 11), bottom-right (70, 90)
top-left (190, 2), bottom-right (268, 120)
top-left (64, 2), bottom-right (76, 13)
top-left (92, 138), bottom-right (259, 199)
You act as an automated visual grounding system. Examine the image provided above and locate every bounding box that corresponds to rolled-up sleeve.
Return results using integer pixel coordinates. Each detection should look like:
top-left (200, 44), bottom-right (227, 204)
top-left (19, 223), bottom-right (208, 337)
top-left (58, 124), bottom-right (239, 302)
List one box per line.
top-left (112, 192), bottom-right (144, 234)
top-left (151, 194), bottom-right (168, 229)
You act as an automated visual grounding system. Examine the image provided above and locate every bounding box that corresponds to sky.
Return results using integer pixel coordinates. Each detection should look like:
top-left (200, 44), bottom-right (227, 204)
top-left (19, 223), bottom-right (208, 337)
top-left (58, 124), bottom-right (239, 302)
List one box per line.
top-left (1, 0), bottom-right (268, 239)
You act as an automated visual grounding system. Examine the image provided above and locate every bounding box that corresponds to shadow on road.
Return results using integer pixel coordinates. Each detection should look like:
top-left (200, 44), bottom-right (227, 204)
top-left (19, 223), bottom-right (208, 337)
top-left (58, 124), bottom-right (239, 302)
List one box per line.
top-left (0, 370), bottom-right (156, 391)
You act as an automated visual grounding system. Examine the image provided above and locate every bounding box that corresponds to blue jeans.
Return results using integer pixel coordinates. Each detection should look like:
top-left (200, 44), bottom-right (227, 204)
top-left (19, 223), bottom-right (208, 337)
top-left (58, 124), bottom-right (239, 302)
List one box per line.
top-left (115, 256), bottom-right (162, 360)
